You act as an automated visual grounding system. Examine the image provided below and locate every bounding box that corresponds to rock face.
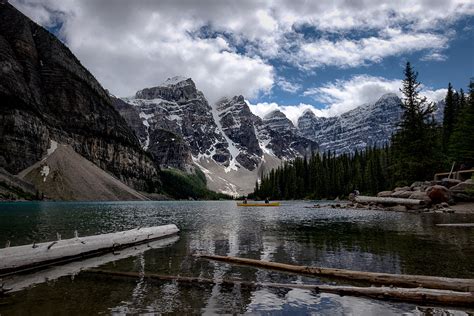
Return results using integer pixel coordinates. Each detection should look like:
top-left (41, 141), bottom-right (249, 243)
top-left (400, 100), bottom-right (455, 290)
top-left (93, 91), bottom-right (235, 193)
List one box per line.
top-left (116, 78), bottom-right (318, 195)
top-left (0, 167), bottom-right (38, 200)
top-left (17, 142), bottom-right (148, 201)
top-left (297, 94), bottom-right (445, 155)
top-left (297, 94), bottom-right (402, 154)
top-left (0, 3), bottom-right (159, 192)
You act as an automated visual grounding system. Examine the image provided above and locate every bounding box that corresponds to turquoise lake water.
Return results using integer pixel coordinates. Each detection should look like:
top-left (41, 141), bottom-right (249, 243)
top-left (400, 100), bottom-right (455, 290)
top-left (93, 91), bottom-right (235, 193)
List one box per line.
top-left (0, 200), bottom-right (473, 315)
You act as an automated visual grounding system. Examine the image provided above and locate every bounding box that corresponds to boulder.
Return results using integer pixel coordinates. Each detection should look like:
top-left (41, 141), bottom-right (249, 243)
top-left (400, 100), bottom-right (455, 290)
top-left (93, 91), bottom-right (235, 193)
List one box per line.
top-left (377, 191), bottom-right (393, 197)
top-left (426, 185), bottom-right (451, 204)
top-left (394, 186), bottom-right (411, 192)
top-left (410, 181), bottom-right (430, 192)
top-left (390, 190), bottom-right (412, 198)
top-left (408, 191), bottom-right (432, 205)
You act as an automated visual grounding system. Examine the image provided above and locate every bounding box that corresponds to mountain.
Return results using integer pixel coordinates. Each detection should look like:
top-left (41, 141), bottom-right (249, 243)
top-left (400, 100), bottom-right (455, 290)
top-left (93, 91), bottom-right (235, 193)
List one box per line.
top-left (116, 78), bottom-right (318, 195)
top-left (17, 142), bottom-right (148, 201)
top-left (0, 3), bottom-right (159, 198)
top-left (297, 93), bottom-right (445, 155)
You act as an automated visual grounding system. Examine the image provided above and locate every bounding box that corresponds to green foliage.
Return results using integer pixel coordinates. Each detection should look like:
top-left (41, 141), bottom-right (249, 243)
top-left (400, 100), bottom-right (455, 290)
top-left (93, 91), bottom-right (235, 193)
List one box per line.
top-left (448, 80), bottom-right (474, 166)
top-left (160, 168), bottom-right (231, 200)
top-left (254, 146), bottom-right (392, 200)
top-left (390, 62), bottom-right (442, 183)
top-left (443, 82), bottom-right (456, 151)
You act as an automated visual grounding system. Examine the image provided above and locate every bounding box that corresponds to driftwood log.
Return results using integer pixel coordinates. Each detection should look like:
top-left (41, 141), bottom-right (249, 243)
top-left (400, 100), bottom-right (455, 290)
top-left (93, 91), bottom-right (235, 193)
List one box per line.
top-left (1, 236), bottom-right (179, 294)
top-left (0, 225), bottom-right (179, 276)
top-left (195, 254), bottom-right (474, 292)
top-left (88, 269), bottom-right (474, 307)
top-left (436, 223), bottom-right (474, 227)
top-left (355, 196), bottom-right (424, 205)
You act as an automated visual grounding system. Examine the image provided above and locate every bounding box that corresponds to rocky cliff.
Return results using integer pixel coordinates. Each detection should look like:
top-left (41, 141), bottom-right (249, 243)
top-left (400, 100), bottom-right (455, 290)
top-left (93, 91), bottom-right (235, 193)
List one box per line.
top-left (297, 93), bottom-right (445, 155)
top-left (116, 78), bottom-right (318, 195)
top-left (0, 3), bottom-right (159, 192)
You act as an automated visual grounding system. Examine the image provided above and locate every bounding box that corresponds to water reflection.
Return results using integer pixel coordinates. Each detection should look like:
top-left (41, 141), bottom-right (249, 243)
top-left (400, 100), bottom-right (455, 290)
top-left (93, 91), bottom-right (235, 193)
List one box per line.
top-left (1, 201), bottom-right (474, 314)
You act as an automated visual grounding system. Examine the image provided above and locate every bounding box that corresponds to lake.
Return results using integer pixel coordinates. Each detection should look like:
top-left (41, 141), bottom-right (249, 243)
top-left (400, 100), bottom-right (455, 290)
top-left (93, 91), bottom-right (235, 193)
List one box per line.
top-left (1, 201), bottom-right (473, 315)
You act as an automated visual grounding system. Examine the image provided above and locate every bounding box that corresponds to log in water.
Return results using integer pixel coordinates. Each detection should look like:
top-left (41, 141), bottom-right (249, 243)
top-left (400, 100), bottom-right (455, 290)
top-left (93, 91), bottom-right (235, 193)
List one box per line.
top-left (0, 225), bottom-right (179, 276)
top-left (195, 254), bottom-right (474, 292)
top-left (88, 270), bottom-right (474, 307)
top-left (355, 195), bottom-right (425, 205)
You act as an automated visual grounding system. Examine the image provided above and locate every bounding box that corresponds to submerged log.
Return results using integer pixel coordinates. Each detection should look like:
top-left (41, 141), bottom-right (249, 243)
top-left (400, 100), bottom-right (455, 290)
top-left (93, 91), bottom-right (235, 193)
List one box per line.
top-left (355, 195), bottom-right (424, 205)
top-left (0, 225), bottom-right (179, 276)
top-left (88, 270), bottom-right (474, 307)
top-left (195, 254), bottom-right (474, 292)
top-left (436, 223), bottom-right (474, 227)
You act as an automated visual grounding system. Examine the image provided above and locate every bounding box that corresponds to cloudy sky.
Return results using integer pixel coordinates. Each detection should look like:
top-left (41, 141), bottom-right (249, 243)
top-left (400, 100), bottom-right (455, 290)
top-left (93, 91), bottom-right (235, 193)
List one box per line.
top-left (11, 0), bottom-right (474, 120)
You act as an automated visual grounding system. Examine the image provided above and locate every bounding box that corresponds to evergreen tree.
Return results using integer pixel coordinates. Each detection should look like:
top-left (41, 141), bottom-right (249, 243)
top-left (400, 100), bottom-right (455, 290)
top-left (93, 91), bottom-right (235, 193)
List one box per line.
top-left (449, 80), bottom-right (474, 167)
top-left (442, 83), bottom-right (455, 150)
top-left (390, 62), bottom-right (441, 184)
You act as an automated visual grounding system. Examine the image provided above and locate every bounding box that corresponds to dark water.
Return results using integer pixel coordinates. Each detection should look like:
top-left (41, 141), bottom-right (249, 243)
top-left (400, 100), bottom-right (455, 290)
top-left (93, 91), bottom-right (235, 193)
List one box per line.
top-left (0, 201), bottom-right (473, 315)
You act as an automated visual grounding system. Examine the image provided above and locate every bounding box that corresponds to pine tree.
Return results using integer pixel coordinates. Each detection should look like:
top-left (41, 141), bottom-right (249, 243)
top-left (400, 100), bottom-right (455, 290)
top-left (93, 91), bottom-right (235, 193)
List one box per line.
top-left (391, 62), bottom-right (441, 184)
top-left (442, 83), bottom-right (455, 151)
top-left (449, 80), bottom-right (474, 167)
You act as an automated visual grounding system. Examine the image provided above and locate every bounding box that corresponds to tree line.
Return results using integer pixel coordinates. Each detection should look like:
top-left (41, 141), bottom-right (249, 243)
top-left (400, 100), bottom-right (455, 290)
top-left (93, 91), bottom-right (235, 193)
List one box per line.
top-left (253, 63), bottom-right (474, 200)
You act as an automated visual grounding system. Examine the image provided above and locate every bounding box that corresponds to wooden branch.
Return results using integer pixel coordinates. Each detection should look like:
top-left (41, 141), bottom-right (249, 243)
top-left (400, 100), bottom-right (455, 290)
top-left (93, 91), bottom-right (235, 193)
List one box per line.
top-left (195, 254), bottom-right (474, 292)
top-left (356, 195), bottom-right (424, 205)
top-left (0, 225), bottom-right (179, 276)
top-left (87, 269), bottom-right (474, 307)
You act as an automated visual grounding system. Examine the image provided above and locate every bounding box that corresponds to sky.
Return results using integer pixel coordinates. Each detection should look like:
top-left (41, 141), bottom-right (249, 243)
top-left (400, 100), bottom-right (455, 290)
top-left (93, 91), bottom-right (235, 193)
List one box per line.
top-left (11, 0), bottom-right (474, 122)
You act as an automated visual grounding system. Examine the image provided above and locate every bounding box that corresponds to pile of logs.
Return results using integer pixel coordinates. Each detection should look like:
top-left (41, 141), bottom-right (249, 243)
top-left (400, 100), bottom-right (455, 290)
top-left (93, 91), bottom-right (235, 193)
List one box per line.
top-left (191, 254), bottom-right (474, 307)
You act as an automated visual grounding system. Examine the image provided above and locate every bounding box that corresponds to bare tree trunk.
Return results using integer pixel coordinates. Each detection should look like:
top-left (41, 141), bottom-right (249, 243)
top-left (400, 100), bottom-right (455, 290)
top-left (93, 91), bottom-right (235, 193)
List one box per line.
top-left (195, 254), bottom-right (474, 292)
top-left (88, 269), bottom-right (474, 307)
top-left (355, 196), bottom-right (424, 205)
top-left (0, 225), bottom-right (179, 276)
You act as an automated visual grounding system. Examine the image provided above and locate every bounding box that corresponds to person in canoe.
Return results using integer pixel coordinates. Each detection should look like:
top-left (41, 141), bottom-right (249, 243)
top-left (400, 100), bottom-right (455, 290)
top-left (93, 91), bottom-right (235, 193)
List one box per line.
top-left (243, 197), bottom-right (248, 204)
top-left (265, 197), bottom-right (270, 204)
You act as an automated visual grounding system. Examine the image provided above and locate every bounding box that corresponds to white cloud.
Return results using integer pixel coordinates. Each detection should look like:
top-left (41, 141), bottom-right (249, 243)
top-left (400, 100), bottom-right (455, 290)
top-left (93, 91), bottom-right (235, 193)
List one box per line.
top-left (11, 0), bottom-right (275, 102)
top-left (276, 77), bottom-right (302, 93)
top-left (304, 75), bottom-right (403, 115)
top-left (248, 75), bottom-right (448, 124)
top-left (304, 75), bottom-right (447, 116)
top-left (247, 101), bottom-right (319, 125)
top-left (10, 0), bottom-right (472, 100)
top-left (421, 52), bottom-right (448, 62)
top-left (294, 31), bottom-right (449, 69)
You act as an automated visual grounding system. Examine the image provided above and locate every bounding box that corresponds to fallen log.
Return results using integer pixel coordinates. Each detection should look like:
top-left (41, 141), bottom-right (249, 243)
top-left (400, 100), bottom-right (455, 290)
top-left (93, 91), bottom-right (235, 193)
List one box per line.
top-left (195, 254), bottom-right (474, 292)
top-left (436, 223), bottom-right (474, 227)
top-left (0, 225), bottom-right (179, 276)
top-left (355, 195), bottom-right (424, 205)
top-left (87, 269), bottom-right (474, 307)
top-left (1, 236), bottom-right (179, 294)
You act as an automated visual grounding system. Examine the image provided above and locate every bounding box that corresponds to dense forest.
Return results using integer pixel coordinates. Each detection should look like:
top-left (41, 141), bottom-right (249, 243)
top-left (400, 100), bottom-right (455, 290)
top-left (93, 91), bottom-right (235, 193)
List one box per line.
top-left (253, 63), bottom-right (474, 200)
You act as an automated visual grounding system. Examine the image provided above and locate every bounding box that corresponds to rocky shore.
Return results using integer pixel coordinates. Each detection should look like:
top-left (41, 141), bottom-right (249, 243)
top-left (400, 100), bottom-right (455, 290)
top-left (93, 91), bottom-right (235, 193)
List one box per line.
top-left (309, 178), bottom-right (474, 214)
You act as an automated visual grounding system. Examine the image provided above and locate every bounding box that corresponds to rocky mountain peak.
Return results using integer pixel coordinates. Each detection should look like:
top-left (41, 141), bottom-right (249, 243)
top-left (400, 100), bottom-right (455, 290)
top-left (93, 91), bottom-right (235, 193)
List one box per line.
top-left (135, 77), bottom-right (200, 101)
top-left (263, 109), bottom-right (295, 132)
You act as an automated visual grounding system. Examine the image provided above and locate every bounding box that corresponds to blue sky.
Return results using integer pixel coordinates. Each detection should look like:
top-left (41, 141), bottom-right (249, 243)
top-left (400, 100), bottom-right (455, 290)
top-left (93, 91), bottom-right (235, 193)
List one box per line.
top-left (12, 0), bottom-right (474, 121)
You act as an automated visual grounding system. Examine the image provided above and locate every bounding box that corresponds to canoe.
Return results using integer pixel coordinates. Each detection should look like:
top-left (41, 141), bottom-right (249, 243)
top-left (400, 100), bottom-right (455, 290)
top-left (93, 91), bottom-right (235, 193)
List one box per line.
top-left (237, 202), bottom-right (280, 207)
top-left (0, 224), bottom-right (179, 276)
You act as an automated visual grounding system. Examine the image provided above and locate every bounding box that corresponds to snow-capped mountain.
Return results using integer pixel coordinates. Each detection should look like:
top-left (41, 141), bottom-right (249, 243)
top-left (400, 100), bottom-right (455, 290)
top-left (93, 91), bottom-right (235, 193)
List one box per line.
top-left (297, 93), bottom-right (402, 154)
top-left (114, 77), bottom-right (317, 195)
top-left (297, 93), bottom-right (445, 155)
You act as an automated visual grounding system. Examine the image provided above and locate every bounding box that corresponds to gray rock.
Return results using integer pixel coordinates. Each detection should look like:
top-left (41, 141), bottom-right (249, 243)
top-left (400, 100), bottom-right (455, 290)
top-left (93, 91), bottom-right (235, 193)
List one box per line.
top-left (391, 190), bottom-right (412, 198)
top-left (377, 191), bottom-right (393, 197)
top-left (408, 191), bottom-right (432, 205)
top-left (0, 4), bottom-right (159, 192)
